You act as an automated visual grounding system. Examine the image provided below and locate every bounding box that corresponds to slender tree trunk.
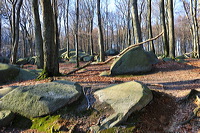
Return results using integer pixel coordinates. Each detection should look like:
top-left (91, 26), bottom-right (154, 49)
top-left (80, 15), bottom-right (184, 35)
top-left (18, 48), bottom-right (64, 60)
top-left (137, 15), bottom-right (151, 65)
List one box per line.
top-left (89, 19), bottom-right (94, 55)
top-left (52, 0), bottom-right (59, 73)
top-left (127, 0), bottom-right (131, 46)
top-left (32, 0), bottom-right (44, 69)
top-left (40, 0), bottom-right (59, 77)
top-left (75, 0), bottom-right (79, 67)
top-left (97, 0), bottom-right (105, 62)
top-left (0, 17), bottom-right (1, 55)
top-left (147, 0), bottom-right (155, 53)
top-left (168, 0), bottom-right (175, 58)
top-left (160, 0), bottom-right (169, 57)
top-left (130, 0), bottom-right (142, 44)
top-left (66, 0), bottom-right (70, 58)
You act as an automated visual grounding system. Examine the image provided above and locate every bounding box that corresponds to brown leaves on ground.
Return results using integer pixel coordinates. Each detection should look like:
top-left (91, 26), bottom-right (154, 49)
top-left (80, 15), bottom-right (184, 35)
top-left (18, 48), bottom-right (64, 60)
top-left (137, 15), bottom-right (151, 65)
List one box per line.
top-left (0, 59), bottom-right (200, 132)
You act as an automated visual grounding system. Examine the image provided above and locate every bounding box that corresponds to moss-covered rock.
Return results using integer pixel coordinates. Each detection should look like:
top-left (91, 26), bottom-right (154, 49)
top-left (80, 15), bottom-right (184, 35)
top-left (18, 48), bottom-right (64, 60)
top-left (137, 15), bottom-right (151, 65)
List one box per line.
top-left (110, 47), bottom-right (152, 75)
top-left (0, 110), bottom-right (15, 127)
top-left (105, 49), bottom-right (119, 56)
top-left (16, 58), bottom-right (29, 65)
top-left (0, 56), bottom-right (9, 64)
top-left (93, 81), bottom-right (153, 131)
top-left (0, 80), bottom-right (83, 118)
top-left (0, 63), bottom-right (20, 83)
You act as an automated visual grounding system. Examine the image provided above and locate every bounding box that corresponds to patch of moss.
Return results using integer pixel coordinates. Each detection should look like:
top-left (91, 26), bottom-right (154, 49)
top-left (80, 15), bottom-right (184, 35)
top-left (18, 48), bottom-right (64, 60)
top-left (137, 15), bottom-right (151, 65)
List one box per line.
top-left (31, 115), bottom-right (61, 132)
top-left (99, 126), bottom-right (136, 133)
top-left (36, 70), bottom-right (49, 80)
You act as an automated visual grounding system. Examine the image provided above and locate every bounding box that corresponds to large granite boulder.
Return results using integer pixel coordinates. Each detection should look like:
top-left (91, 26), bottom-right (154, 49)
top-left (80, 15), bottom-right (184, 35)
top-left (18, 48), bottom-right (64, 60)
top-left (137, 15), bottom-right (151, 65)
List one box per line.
top-left (145, 51), bottom-right (159, 64)
top-left (0, 110), bottom-right (15, 127)
top-left (14, 69), bottom-right (41, 82)
top-left (0, 63), bottom-right (20, 83)
top-left (92, 81), bottom-right (153, 131)
top-left (0, 80), bottom-right (83, 118)
top-left (110, 46), bottom-right (152, 75)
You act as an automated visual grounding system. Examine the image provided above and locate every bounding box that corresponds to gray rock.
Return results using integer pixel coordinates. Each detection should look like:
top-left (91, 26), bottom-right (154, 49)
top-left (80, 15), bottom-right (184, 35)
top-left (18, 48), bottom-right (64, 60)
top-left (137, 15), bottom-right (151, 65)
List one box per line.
top-left (0, 63), bottom-right (20, 83)
top-left (82, 55), bottom-right (94, 62)
top-left (105, 49), bottom-right (119, 56)
top-left (0, 80), bottom-right (83, 118)
top-left (145, 51), bottom-right (159, 64)
top-left (0, 56), bottom-right (9, 64)
top-left (14, 69), bottom-right (41, 82)
top-left (0, 110), bottom-right (15, 127)
top-left (110, 46), bottom-right (152, 75)
top-left (16, 58), bottom-right (29, 65)
top-left (0, 86), bottom-right (18, 98)
top-left (93, 81), bottom-right (153, 130)
top-left (99, 71), bottom-right (110, 77)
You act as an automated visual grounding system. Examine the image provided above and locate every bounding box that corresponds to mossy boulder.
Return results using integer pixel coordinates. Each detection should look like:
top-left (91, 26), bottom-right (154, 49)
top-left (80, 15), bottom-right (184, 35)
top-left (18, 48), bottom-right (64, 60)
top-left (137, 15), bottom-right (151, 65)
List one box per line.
top-left (82, 55), bottom-right (94, 62)
top-left (93, 81), bottom-right (153, 131)
top-left (110, 46), bottom-right (152, 75)
top-left (0, 110), bottom-right (15, 127)
top-left (16, 58), bottom-right (29, 65)
top-left (145, 51), bottom-right (159, 64)
top-left (14, 69), bottom-right (41, 82)
top-left (0, 63), bottom-right (20, 83)
top-left (0, 80), bottom-right (83, 118)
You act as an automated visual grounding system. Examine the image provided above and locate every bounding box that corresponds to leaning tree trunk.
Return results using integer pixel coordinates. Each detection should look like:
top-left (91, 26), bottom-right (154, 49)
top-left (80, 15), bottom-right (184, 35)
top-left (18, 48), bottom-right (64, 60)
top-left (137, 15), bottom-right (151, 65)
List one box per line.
top-left (10, 0), bottom-right (23, 64)
top-left (168, 0), bottom-right (175, 58)
top-left (40, 0), bottom-right (59, 77)
top-left (0, 17), bottom-right (2, 55)
top-left (160, 0), bottom-right (169, 57)
top-left (32, 0), bottom-right (44, 69)
top-left (97, 0), bottom-right (105, 62)
top-left (130, 0), bottom-right (142, 44)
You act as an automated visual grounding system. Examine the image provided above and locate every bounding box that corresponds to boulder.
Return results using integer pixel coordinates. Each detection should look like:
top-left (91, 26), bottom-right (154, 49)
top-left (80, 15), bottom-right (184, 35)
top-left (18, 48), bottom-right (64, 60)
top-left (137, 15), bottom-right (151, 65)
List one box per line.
top-left (0, 56), bottom-right (9, 64)
top-left (105, 49), bottom-right (119, 56)
top-left (14, 69), bottom-right (41, 82)
top-left (93, 81), bottom-right (153, 130)
top-left (0, 86), bottom-right (18, 98)
top-left (0, 80), bottom-right (83, 118)
top-left (145, 51), bottom-right (159, 64)
top-left (82, 55), bottom-right (94, 62)
top-left (0, 63), bottom-right (20, 83)
top-left (110, 46), bottom-right (152, 75)
top-left (0, 110), bottom-right (15, 127)
top-left (16, 58), bottom-right (29, 65)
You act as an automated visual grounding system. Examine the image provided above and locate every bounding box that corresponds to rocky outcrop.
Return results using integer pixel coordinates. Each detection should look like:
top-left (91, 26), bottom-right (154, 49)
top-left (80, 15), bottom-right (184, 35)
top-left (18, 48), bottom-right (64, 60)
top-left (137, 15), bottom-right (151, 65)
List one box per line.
top-left (0, 86), bottom-right (18, 98)
top-left (0, 63), bottom-right (20, 83)
top-left (105, 49), bottom-right (119, 56)
top-left (92, 81), bottom-right (153, 131)
top-left (0, 80), bottom-right (83, 118)
top-left (110, 46), bottom-right (152, 75)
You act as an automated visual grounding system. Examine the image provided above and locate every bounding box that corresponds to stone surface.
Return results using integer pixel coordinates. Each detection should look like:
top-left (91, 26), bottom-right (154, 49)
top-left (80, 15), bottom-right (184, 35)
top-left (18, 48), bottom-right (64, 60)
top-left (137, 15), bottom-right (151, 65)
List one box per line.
top-left (0, 56), bottom-right (9, 64)
top-left (82, 55), bottom-right (94, 62)
top-left (105, 49), bottom-right (119, 56)
top-left (0, 110), bottom-right (15, 127)
top-left (145, 51), bottom-right (159, 64)
top-left (14, 69), bottom-right (41, 82)
top-left (0, 86), bottom-right (18, 98)
top-left (94, 81), bottom-right (153, 130)
top-left (110, 46), bottom-right (152, 75)
top-left (0, 63), bottom-right (20, 83)
top-left (16, 58), bottom-right (29, 65)
top-left (0, 80), bottom-right (83, 118)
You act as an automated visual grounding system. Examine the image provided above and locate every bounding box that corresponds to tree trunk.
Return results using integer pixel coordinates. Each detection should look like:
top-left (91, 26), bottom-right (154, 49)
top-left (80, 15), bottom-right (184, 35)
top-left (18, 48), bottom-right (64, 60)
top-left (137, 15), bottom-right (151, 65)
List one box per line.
top-left (52, 0), bottom-right (59, 74)
top-left (147, 0), bottom-right (155, 53)
top-left (75, 0), bottom-right (79, 67)
top-left (40, 0), bottom-right (59, 77)
top-left (168, 0), bottom-right (175, 58)
top-left (0, 17), bottom-right (1, 55)
top-left (97, 0), bottom-right (105, 62)
top-left (10, 0), bottom-right (23, 64)
top-left (127, 0), bottom-right (131, 46)
top-left (130, 0), bottom-right (142, 44)
top-left (66, 0), bottom-right (70, 58)
top-left (160, 0), bottom-right (169, 57)
top-left (89, 19), bottom-right (94, 55)
top-left (32, 0), bottom-right (44, 69)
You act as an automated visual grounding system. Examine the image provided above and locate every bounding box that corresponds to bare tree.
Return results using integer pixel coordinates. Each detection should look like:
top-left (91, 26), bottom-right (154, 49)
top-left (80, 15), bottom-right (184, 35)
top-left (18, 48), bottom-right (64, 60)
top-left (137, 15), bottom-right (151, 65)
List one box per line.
top-left (160, 0), bottom-right (169, 57)
top-left (32, 0), bottom-right (44, 68)
top-left (147, 0), bottom-right (155, 53)
top-left (97, 0), bottom-right (105, 62)
top-left (130, 0), bottom-right (142, 44)
top-left (10, 0), bottom-right (23, 64)
top-left (40, 0), bottom-right (59, 77)
top-left (168, 0), bottom-right (175, 58)
top-left (75, 0), bottom-right (79, 67)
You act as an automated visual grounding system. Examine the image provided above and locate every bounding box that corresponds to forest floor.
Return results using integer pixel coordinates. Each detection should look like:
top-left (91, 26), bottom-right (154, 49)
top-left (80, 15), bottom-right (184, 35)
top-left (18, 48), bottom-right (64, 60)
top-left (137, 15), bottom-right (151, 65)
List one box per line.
top-left (1, 58), bottom-right (200, 133)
